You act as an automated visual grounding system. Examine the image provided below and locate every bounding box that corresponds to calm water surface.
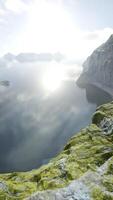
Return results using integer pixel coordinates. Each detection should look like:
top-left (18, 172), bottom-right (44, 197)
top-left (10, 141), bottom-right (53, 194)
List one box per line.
top-left (0, 62), bottom-right (112, 172)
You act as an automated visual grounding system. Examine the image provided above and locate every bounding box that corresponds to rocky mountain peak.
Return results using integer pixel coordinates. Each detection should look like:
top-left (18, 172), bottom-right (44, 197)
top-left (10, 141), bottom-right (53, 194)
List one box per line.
top-left (106, 34), bottom-right (113, 44)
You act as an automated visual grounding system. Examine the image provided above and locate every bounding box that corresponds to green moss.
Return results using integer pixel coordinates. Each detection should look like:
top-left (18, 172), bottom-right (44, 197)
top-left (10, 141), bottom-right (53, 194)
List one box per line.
top-left (106, 157), bottom-right (113, 175)
top-left (96, 102), bottom-right (113, 118)
top-left (91, 186), bottom-right (113, 200)
top-left (91, 186), bottom-right (105, 200)
top-left (92, 111), bottom-right (106, 125)
top-left (102, 175), bottom-right (113, 192)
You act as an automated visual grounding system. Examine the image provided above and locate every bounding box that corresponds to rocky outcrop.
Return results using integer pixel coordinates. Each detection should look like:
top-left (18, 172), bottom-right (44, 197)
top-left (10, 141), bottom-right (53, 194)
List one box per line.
top-left (27, 157), bottom-right (113, 200)
top-left (77, 35), bottom-right (113, 96)
top-left (1, 102), bottom-right (113, 199)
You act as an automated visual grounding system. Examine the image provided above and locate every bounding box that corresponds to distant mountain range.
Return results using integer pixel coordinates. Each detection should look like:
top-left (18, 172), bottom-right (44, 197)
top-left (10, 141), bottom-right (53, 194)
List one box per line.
top-left (77, 34), bottom-right (113, 96)
top-left (0, 52), bottom-right (64, 67)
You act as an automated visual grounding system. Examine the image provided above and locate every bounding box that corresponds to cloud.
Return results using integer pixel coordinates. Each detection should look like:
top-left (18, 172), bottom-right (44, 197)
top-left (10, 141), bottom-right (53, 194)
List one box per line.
top-left (0, 1), bottom-right (29, 29)
top-left (0, 0), bottom-right (113, 64)
top-left (83, 32), bottom-right (99, 40)
top-left (0, 18), bottom-right (7, 27)
top-left (0, 5), bottom-right (7, 26)
top-left (4, 0), bottom-right (30, 13)
top-left (0, 27), bottom-right (113, 66)
top-left (0, 0), bottom-right (33, 17)
top-left (0, 28), bottom-right (113, 65)
top-left (70, 27), bottom-right (113, 62)
top-left (83, 28), bottom-right (113, 41)
top-left (0, 8), bottom-right (6, 16)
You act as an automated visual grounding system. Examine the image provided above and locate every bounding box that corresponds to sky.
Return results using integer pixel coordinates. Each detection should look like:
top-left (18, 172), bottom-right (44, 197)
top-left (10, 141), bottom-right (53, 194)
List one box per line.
top-left (0, 0), bottom-right (113, 61)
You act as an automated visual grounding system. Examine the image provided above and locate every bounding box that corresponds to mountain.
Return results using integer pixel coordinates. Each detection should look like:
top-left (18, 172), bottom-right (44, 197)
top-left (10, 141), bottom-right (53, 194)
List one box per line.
top-left (16, 53), bottom-right (53, 62)
top-left (0, 52), bottom-right (64, 65)
top-left (77, 34), bottom-right (113, 96)
top-left (3, 53), bottom-right (15, 61)
top-left (1, 101), bottom-right (113, 199)
top-left (16, 52), bottom-right (64, 62)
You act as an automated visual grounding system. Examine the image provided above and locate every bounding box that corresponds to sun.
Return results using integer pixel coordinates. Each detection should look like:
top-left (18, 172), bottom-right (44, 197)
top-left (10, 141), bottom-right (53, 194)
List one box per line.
top-left (21, 0), bottom-right (78, 55)
top-left (42, 64), bottom-right (66, 92)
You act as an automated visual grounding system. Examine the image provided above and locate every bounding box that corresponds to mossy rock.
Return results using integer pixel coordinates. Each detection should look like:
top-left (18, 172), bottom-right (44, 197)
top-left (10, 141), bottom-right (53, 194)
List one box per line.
top-left (106, 158), bottom-right (113, 175)
top-left (91, 186), bottom-right (113, 200)
top-left (102, 175), bottom-right (113, 192)
top-left (92, 111), bottom-right (106, 125)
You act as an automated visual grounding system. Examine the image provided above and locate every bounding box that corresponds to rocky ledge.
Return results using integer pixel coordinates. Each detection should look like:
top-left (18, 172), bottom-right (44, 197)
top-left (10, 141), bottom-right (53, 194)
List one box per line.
top-left (1, 102), bottom-right (113, 199)
top-left (77, 34), bottom-right (113, 96)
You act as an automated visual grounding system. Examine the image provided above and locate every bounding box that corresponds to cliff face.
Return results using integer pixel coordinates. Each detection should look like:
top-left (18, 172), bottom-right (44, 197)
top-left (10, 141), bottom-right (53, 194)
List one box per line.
top-left (1, 102), bottom-right (113, 199)
top-left (77, 35), bottom-right (113, 95)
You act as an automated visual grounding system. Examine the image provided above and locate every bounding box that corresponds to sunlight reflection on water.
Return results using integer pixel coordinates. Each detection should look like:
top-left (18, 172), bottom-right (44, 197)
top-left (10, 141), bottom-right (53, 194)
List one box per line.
top-left (0, 61), bottom-right (112, 172)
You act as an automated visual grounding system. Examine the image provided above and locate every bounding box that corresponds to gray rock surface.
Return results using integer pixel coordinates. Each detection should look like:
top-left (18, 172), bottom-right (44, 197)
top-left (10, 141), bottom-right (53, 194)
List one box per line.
top-left (77, 34), bottom-right (113, 95)
top-left (26, 157), bottom-right (113, 200)
top-left (100, 117), bottom-right (113, 135)
top-left (27, 177), bottom-right (90, 200)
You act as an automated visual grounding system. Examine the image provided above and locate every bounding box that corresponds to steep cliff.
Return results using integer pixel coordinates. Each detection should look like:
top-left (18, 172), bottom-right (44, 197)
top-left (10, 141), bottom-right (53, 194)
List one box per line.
top-left (77, 35), bottom-right (113, 96)
top-left (1, 101), bottom-right (113, 199)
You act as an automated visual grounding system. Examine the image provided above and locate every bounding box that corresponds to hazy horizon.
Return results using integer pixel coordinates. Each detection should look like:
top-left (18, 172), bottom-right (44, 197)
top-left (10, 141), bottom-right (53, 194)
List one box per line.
top-left (0, 0), bottom-right (113, 62)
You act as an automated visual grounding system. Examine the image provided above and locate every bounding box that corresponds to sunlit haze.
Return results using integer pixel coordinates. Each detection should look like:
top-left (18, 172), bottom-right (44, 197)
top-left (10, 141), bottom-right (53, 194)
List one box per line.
top-left (42, 63), bottom-right (66, 92)
top-left (0, 0), bottom-right (113, 60)
top-left (0, 0), bottom-right (113, 93)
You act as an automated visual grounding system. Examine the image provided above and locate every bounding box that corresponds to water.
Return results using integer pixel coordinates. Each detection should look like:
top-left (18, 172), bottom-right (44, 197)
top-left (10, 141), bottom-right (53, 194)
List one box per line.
top-left (0, 62), bottom-right (112, 172)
